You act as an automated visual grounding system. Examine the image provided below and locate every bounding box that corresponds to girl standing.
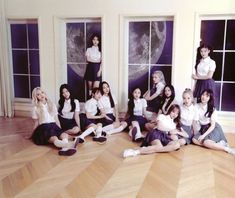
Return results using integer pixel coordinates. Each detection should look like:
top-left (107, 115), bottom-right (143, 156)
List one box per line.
top-left (98, 81), bottom-right (127, 135)
top-left (192, 44), bottom-right (216, 102)
top-left (58, 84), bottom-right (81, 135)
top-left (143, 70), bottom-right (165, 113)
top-left (125, 87), bottom-right (148, 142)
top-left (192, 89), bottom-right (235, 155)
top-left (84, 34), bottom-right (102, 97)
top-left (31, 87), bottom-right (76, 156)
top-left (74, 87), bottom-right (106, 145)
top-left (123, 104), bottom-right (185, 157)
top-left (159, 84), bottom-right (177, 115)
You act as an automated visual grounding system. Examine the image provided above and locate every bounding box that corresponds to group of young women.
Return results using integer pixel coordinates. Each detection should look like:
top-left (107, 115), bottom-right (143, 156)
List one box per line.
top-left (31, 43), bottom-right (235, 157)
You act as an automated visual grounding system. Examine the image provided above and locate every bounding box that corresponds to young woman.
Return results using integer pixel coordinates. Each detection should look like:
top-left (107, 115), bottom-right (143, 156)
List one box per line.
top-left (98, 81), bottom-right (127, 135)
top-left (123, 104), bottom-right (185, 157)
top-left (178, 88), bottom-right (198, 145)
top-left (143, 70), bottom-right (165, 113)
top-left (58, 84), bottom-right (81, 135)
top-left (31, 87), bottom-right (76, 156)
top-left (74, 87), bottom-right (106, 146)
top-left (84, 34), bottom-right (102, 97)
top-left (125, 87), bottom-right (148, 142)
top-left (192, 89), bottom-right (235, 155)
top-left (192, 43), bottom-right (216, 102)
top-left (159, 84), bottom-right (178, 115)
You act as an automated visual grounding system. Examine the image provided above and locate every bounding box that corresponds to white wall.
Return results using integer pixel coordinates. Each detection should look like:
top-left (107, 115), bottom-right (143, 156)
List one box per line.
top-left (3, 0), bottom-right (235, 114)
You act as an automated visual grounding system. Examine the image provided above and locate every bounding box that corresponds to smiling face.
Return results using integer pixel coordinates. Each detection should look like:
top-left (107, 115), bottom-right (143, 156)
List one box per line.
top-left (200, 47), bottom-right (210, 59)
top-left (133, 88), bottom-right (141, 100)
top-left (35, 89), bottom-right (46, 102)
top-left (62, 88), bottom-right (70, 100)
top-left (169, 107), bottom-right (179, 119)
top-left (200, 91), bottom-right (210, 104)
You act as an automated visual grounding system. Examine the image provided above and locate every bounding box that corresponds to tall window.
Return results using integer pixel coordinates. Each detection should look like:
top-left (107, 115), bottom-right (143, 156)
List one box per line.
top-left (200, 19), bottom-right (235, 111)
top-left (66, 19), bottom-right (101, 102)
top-left (10, 20), bottom-right (40, 99)
top-left (127, 18), bottom-right (173, 95)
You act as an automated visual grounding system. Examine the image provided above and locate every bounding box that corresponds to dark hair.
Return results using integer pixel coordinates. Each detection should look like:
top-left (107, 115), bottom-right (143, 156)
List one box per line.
top-left (99, 81), bottom-right (115, 108)
top-left (92, 87), bottom-right (101, 95)
top-left (195, 43), bottom-right (213, 70)
top-left (198, 89), bottom-right (215, 118)
top-left (161, 84), bottom-right (175, 113)
top-left (127, 87), bottom-right (142, 117)
top-left (166, 104), bottom-right (181, 131)
top-left (58, 84), bottom-right (76, 115)
top-left (88, 33), bottom-right (101, 51)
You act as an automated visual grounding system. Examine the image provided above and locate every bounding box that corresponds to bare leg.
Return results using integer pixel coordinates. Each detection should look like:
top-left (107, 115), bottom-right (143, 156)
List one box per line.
top-left (87, 81), bottom-right (93, 96)
top-left (192, 138), bottom-right (203, 146)
top-left (65, 126), bottom-right (80, 135)
top-left (93, 81), bottom-right (100, 88)
top-left (203, 139), bottom-right (227, 152)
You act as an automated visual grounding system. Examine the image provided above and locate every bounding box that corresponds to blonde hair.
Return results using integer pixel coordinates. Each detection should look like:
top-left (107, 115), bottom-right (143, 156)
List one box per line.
top-left (152, 70), bottom-right (166, 85)
top-left (32, 87), bottom-right (55, 119)
top-left (182, 88), bottom-right (194, 104)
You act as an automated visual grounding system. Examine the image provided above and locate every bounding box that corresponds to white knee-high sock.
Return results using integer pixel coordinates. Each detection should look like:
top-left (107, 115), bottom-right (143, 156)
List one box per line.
top-left (80, 127), bottom-right (95, 139)
top-left (108, 125), bottom-right (124, 135)
top-left (102, 124), bottom-right (114, 133)
top-left (96, 125), bottom-right (102, 137)
top-left (135, 124), bottom-right (142, 139)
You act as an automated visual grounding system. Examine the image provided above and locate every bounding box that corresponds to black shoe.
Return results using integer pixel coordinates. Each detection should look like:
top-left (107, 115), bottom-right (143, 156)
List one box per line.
top-left (74, 137), bottom-right (85, 148)
top-left (58, 148), bottom-right (76, 156)
top-left (135, 137), bottom-right (144, 143)
top-left (93, 136), bottom-right (107, 144)
top-left (131, 127), bottom-right (137, 142)
top-left (102, 131), bottom-right (107, 137)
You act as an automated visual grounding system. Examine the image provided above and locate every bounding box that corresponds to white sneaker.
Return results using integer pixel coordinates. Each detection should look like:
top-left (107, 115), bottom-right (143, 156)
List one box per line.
top-left (123, 149), bottom-right (139, 158)
top-left (227, 148), bottom-right (235, 156)
top-left (218, 140), bottom-right (229, 147)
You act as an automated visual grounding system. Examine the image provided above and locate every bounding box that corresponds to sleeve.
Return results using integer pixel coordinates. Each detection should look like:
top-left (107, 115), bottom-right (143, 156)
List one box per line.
top-left (209, 60), bottom-right (216, 72)
top-left (142, 99), bottom-right (147, 108)
top-left (74, 99), bottom-right (80, 112)
top-left (31, 106), bottom-right (38, 119)
top-left (85, 48), bottom-right (90, 57)
top-left (157, 114), bottom-right (165, 122)
top-left (85, 100), bottom-right (93, 113)
top-left (155, 82), bottom-right (165, 96)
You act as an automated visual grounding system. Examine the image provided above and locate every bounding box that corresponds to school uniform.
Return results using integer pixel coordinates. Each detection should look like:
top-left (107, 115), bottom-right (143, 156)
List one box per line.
top-left (180, 104), bottom-right (197, 144)
top-left (58, 99), bottom-right (80, 130)
top-left (141, 114), bottom-right (176, 147)
top-left (161, 98), bottom-right (178, 115)
top-left (79, 98), bottom-right (101, 131)
top-left (126, 98), bottom-right (148, 130)
top-left (147, 82), bottom-right (165, 113)
top-left (194, 57), bottom-right (216, 99)
top-left (84, 46), bottom-right (101, 81)
top-left (98, 95), bottom-right (117, 126)
top-left (193, 103), bottom-right (227, 143)
top-left (31, 103), bottom-right (63, 145)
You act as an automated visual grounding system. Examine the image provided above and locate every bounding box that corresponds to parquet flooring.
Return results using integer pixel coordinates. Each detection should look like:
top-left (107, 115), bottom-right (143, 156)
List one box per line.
top-left (0, 117), bottom-right (235, 198)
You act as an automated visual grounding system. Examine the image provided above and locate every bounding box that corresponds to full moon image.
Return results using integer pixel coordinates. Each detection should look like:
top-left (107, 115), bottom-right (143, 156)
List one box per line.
top-left (128, 21), bottom-right (167, 82)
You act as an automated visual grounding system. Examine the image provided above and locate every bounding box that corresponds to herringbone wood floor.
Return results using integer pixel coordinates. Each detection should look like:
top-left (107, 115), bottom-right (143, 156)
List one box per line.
top-left (0, 117), bottom-right (235, 198)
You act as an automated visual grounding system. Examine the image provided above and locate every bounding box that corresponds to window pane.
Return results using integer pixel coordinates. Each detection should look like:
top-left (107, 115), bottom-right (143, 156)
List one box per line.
top-left (67, 64), bottom-right (86, 102)
top-left (67, 23), bottom-right (85, 63)
top-left (10, 24), bottom-right (27, 48)
top-left (13, 75), bottom-right (29, 98)
top-left (212, 52), bottom-right (223, 81)
top-left (29, 50), bottom-right (40, 74)
top-left (12, 50), bottom-right (28, 74)
top-left (225, 20), bottom-right (235, 50)
top-left (28, 24), bottom-right (39, 49)
top-left (200, 20), bottom-right (225, 50)
top-left (128, 65), bottom-right (148, 96)
top-left (221, 83), bottom-right (235, 111)
top-left (153, 21), bottom-right (173, 64)
top-left (30, 76), bottom-right (40, 94)
top-left (150, 66), bottom-right (172, 86)
top-left (224, 52), bottom-right (235, 81)
top-left (214, 82), bottom-right (221, 110)
top-left (129, 22), bottom-right (150, 64)
top-left (86, 22), bottom-right (102, 50)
